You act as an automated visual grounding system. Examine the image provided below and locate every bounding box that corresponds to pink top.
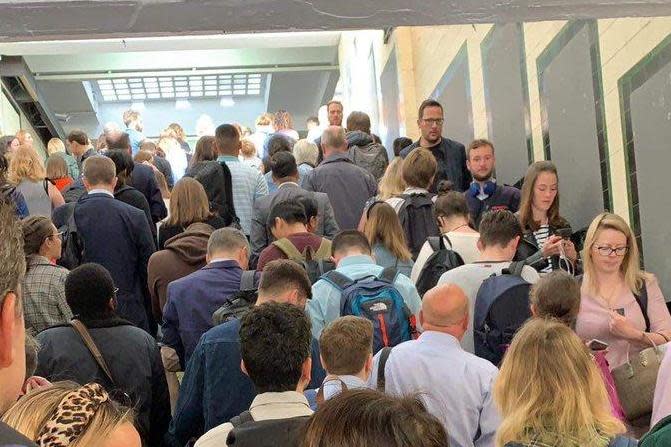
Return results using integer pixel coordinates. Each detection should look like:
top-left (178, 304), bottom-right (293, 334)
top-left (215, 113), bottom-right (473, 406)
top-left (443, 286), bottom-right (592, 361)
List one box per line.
top-left (652, 344), bottom-right (671, 426)
top-left (575, 275), bottom-right (671, 369)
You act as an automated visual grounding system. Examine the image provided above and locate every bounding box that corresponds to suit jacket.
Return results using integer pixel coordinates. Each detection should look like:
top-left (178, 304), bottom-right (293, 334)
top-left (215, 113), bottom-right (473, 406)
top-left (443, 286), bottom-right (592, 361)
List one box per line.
top-left (250, 182), bottom-right (339, 266)
top-left (130, 162), bottom-right (167, 223)
top-left (75, 193), bottom-right (156, 331)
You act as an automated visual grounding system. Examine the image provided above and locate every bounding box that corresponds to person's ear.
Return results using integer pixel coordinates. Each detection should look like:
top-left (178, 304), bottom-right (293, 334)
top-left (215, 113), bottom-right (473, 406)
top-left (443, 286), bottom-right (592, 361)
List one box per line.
top-left (0, 293), bottom-right (18, 368)
top-left (319, 353), bottom-right (327, 372)
top-left (205, 253), bottom-right (211, 264)
top-left (417, 118), bottom-right (422, 128)
top-left (510, 235), bottom-right (521, 251)
top-left (476, 238), bottom-right (484, 253)
top-left (111, 177), bottom-right (118, 189)
top-left (419, 309), bottom-right (425, 328)
top-left (240, 359), bottom-right (249, 377)
top-left (298, 357), bottom-right (312, 391)
top-left (530, 303), bottom-right (538, 317)
top-left (108, 297), bottom-right (116, 312)
top-left (83, 178), bottom-right (91, 190)
top-left (364, 353), bottom-right (373, 375)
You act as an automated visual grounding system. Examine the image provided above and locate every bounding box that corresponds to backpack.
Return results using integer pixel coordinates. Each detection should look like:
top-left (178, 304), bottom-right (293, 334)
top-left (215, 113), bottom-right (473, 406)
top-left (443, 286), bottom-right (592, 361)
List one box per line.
top-left (57, 206), bottom-right (84, 270)
top-left (348, 142), bottom-right (389, 180)
top-left (272, 238), bottom-right (334, 284)
top-left (226, 411), bottom-right (310, 447)
top-left (185, 161), bottom-right (238, 224)
top-left (415, 236), bottom-right (465, 297)
top-left (211, 270), bottom-right (258, 326)
top-left (322, 267), bottom-right (416, 354)
top-left (397, 193), bottom-right (440, 259)
top-left (473, 262), bottom-right (532, 365)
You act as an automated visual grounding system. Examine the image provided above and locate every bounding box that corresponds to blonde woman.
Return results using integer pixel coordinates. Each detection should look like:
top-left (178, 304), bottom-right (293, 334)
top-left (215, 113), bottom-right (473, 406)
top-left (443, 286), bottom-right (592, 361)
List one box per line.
top-left (494, 318), bottom-right (631, 447)
top-left (8, 146), bottom-right (64, 217)
top-left (158, 137), bottom-right (188, 182)
top-left (2, 382), bottom-right (140, 447)
top-left (364, 202), bottom-right (414, 277)
top-left (575, 213), bottom-right (671, 369)
top-left (46, 138), bottom-right (79, 179)
top-left (356, 157), bottom-right (406, 231)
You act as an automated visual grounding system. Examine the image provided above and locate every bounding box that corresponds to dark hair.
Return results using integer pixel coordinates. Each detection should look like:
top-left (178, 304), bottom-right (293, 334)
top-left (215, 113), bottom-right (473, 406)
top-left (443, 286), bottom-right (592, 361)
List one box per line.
top-left (21, 216), bottom-right (53, 260)
top-left (106, 132), bottom-right (131, 151)
top-left (239, 302), bottom-right (312, 393)
top-left (478, 210), bottom-right (523, 248)
top-left (214, 124), bottom-right (240, 155)
top-left (65, 263), bottom-right (116, 320)
top-left (346, 112), bottom-right (371, 135)
top-left (0, 136), bottom-right (16, 158)
top-left (67, 130), bottom-right (88, 146)
top-left (435, 187), bottom-right (470, 221)
top-left (332, 230), bottom-right (371, 256)
top-left (418, 99), bottom-right (443, 120)
top-left (0, 150), bottom-right (9, 184)
top-left (192, 136), bottom-right (217, 165)
top-left (24, 332), bottom-right (39, 379)
top-left (270, 151), bottom-right (298, 179)
top-left (106, 150), bottom-right (134, 186)
top-left (266, 134), bottom-right (293, 158)
top-left (295, 195), bottom-right (318, 221)
top-left (530, 270), bottom-right (581, 328)
top-left (393, 137), bottom-right (412, 157)
top-left (302, 389), bottom-right (449, 447)
top-left (258, 259), bottom-right (312, 302)
top-left (518, 161), bottom-right (566, 231)
top-left (0, 201), bottom-right (26, 312)
top-left (267, 200), bottom-right (307, 229)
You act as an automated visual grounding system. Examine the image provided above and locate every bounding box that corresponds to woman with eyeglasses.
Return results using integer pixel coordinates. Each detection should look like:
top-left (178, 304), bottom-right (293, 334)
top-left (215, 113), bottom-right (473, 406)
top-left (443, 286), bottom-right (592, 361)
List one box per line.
top-left (21, 216), bottom-right (72, 336)
top-left (575, 212), bottom-right (671, 369)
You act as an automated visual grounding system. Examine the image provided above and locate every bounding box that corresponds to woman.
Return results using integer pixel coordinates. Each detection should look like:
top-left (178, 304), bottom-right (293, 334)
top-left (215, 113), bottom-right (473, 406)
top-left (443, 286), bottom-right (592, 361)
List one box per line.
top-left (8, 146), bottom-right (64, 217)
top-left (516, 161), bottom-right (577, 274)
top-left (239, 138), bottom-right (262, 171)
top-left (46, 154), bottom-right (73, 192)
top-left (0, 135), bottom-right (20, 159)
top-left (411, 182), bottom-right (480, 283)
top-left (168, 122), bottom-right (191, 155)
top-left (357, 157), bottom-right (406, 231)
top-left (273, 109), bottom-right (300, 141)
top-left (21, 216), bottom-right (72, 335)
top-left (294, 138), bottom-right (319, 173)
top-left (0, 149), bottom-right (29, 218)
top-left (494, 318), bottom-right (632, 447)
top-left (106, 150), bottom-right (154, 235)
top-left (158, 137), bottom-right (188, 182)
top-left (2, 382), bottom-right (141, 447)
top-left (158, 177), bottom-right (227, 250)
top-left (529, 270), bottom-right (581, 328)
top-left (15, 130), bottom-right (34, 150)
top-left (47, 137), bottom-right (79, 179)
top-left (575, 213), bottom-right (671, 370)
top-left (191, 135), bottom-right (217, 166)
top-left (302, 389), bottom-right (448, 447)
top-left (364, 202), bottom-right (414, 277)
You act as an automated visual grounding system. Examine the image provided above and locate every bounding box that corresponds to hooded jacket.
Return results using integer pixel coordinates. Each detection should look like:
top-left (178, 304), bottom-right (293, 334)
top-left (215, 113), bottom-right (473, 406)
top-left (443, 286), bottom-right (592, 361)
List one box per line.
top-left (148, 222), bottom-right (213, 321)
top-left (345, 130), bottom-right (389, 180)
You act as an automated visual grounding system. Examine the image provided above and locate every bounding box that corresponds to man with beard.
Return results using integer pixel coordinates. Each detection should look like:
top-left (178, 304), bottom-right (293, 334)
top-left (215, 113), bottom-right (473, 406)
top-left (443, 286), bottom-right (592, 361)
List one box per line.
top-left (463, 139), bottom-right (520, 228)
top-left (400, 99), bottom-right (471, 193)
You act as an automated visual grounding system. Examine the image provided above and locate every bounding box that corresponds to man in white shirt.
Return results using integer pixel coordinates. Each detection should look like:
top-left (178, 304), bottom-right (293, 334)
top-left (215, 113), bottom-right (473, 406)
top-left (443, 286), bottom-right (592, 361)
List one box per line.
top-left (438, 210), bottom-right (539, 353)
top-left (369, 283), bottom-right (500, 447)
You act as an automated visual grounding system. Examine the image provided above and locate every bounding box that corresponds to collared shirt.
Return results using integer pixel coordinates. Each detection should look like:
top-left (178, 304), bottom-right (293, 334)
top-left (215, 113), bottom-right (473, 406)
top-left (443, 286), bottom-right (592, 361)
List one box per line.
top-left (22, 256), bottom-right (73, 336)
top-left (88, 188), bottom-right (114, 197)
top-left (217, 155), bottom-right (269, 235)
top-left (369, 331), bottom-right (500, 447)
top-left (305, 374), bottom-right (369, 409)
top-left (195, 391), bottom-right (313, 447)
top-left (126, 127), bottom-right (145, 156)
top-left (307, 255), bottom-right (422, 339)
top-left (385, 186), bottom-right (435, 213)
top-left (264, 164), bottom-right (312, 193)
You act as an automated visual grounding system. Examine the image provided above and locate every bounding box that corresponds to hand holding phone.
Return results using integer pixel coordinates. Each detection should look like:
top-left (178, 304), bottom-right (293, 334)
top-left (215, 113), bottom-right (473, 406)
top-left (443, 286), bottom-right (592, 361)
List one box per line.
top-left (588, 339), bottom-right (609, 351)
top-left (555, 227), bottom-right (573, 239)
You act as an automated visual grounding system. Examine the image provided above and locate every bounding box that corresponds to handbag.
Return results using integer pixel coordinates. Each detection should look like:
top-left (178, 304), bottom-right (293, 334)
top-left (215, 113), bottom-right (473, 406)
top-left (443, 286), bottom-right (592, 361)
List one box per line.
top-left (611, 334), bottom-right (666, 421)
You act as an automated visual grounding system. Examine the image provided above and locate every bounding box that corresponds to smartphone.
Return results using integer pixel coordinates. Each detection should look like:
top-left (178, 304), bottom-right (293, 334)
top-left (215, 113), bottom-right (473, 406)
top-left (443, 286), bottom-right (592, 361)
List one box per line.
top-left (588, 339), bottom-right (609, 351)
top-left (555, 227), bottom-right (573, 239)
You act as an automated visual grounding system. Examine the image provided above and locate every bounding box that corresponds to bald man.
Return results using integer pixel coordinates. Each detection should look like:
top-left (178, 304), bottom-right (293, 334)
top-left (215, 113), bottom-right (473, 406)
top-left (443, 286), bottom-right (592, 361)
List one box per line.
top-left (368, 284), bottom-right (501, 447)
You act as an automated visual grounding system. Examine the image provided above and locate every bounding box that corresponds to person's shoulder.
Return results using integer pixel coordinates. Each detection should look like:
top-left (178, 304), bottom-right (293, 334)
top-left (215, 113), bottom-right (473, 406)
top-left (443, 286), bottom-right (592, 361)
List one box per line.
top-left (201, 318), bottom-right (242, 344)
top-left (194, 421), bottom-right (233, 447)
top-left (0, 421), bottom-right (37, 446)
top-left (437, 264), bottom-right (473, 283)
top-left (442, 137), bottom-right (465, 151)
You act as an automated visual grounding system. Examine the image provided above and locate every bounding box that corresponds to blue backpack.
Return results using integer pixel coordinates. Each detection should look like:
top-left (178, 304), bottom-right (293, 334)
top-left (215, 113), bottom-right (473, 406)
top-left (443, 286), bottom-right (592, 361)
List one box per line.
top-left (473, 262), bottom-right (532, 365)
top-left (322, 267), bottom-right (415, 353)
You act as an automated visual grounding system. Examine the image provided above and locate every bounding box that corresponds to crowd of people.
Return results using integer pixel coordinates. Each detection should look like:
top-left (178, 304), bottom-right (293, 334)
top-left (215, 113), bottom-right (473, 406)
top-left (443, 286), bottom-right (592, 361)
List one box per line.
top-left (0, 96), bottom-right (669, 447)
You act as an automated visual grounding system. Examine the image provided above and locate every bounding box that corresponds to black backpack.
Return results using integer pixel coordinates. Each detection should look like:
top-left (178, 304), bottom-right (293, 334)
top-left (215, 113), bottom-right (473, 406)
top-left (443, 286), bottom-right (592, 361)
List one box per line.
top-left (211, 270), bottom-right (258, 326)
top-left (226, 411), bottom-right (310, 447)
top-left (473, 262), bottom-right (532, 366)
top-left (186, 161), bottom-right (238, 225)
top-left (57, 206), bottom-right (84, 270)
top-left (415, 236), bottom-right (465, 297)
top-left (397, 193), bottom-right (440, 259)
top-left (348, 142), bottom-right (389, 180)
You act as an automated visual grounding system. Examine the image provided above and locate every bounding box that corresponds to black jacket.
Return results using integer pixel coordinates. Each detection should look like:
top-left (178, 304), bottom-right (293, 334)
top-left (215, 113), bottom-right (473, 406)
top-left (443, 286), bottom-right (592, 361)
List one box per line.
top-left (115, 185), bottom-right (155, 238)
top-left (35, 317), bottom-right (170, 447)
top-left (514, 219), bottom-right (580, 274)
top-left (0, 422), bottom-right (36, 446)
top-left (130, 163), bottom-right (168, 224)
top-left (465, 183), bottom-right (521, 229)
top-left (400, 138), bottom-right (471, 192)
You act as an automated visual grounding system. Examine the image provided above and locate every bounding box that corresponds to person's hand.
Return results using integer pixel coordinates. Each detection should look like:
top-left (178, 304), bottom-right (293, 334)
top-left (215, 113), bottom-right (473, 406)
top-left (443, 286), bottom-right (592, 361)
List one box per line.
top-left (541, 235), bottom-right (564, 257)
top-left (609, 312), bottom-right (643, 341)
top-left (562, 239), bottom-right (577, 261)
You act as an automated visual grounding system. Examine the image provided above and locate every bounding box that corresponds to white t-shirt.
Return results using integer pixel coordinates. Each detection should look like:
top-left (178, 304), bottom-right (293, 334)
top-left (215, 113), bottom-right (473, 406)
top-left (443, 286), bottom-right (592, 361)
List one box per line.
top-left (410, 232), bottom-right (481, 283)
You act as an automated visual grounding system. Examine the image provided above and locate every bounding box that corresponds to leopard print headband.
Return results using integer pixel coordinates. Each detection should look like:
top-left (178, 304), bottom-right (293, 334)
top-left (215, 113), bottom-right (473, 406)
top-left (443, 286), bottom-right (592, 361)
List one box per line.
top-left (35, 383), bottom-right (110, 447)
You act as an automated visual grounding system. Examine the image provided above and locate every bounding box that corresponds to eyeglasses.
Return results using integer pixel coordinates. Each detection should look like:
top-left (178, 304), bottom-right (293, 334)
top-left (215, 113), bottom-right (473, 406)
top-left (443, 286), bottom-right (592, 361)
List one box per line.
top-left (594, 246), bottom-right (628, 256)
top-left (421, 118), bottom-right (444, 126)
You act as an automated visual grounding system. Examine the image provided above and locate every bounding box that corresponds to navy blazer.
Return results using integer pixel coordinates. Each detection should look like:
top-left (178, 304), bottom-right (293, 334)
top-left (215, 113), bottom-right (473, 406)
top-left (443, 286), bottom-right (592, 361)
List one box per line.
top-left (75, 193), bottom-right (156, 331)
top-left (130, 162), bottom-right (167, 223)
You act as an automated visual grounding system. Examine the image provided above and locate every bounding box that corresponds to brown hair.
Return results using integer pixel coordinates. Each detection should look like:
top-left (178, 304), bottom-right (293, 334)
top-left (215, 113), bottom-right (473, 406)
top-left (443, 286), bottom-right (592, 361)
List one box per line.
top-left (273, 110), bottom-right (294, 130)
top-left (479, 210), bottom-right (522, 248)
top-left (133, 151), bottom-right (153, 164)
top-left (518, 161), bottom-right (565, 231)
top-left (529, 270), bottom-right (581, 328)
top-left (168, 123), bottom-right (186, 142)
top-left (193, 136), bottom-right (217, 164)
top-left (240, 139), bottom-right (257, 158)
top-left (46, 155), bottom-right (69, 180)
top-left (255, 113), bottom-right (274, 127)
top-left (346, 112), bottom-right (371, 134)
top-left (418, 99), bottom-right (443, 120)
top-left (214, 124), bottom-right (240, 156)
top-left (165, 177), bottom-right (212, 227)
top-left (319, 317), bottom-right (373, 375)
top-left (21, 216), bottom-right (53, 259)
top-left (326, 100), bottom-right (343, 111)
top-left (466, 138), bottom-right (495, 159)
top-left (0, 201), bottom-right (26, 312)
top-left (15, 130), bottom-right (33, 147)
top-left (402, 148), bottom-right (437, 189)
top-left (67, 130), bottom-right (88, 146)
top-left (364, 203), bottom-right (412, 261)
top-left (435, 184), bottom-right (470, 220)
top-left (122, 109), bottom-right (140, 126)
top-left (8, 146), bottom-right (46, 183)
top-left (258, 259), bottom-right (312, 303)
top-left (82, 156), bottom-right (116, 186)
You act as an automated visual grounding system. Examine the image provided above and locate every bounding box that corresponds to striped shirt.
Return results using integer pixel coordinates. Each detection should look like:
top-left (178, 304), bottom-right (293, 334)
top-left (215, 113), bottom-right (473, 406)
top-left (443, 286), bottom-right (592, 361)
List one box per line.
top-left (533, 224), bottom-right (552, 274)
top-left (217, 156), bottom-right (269, 235)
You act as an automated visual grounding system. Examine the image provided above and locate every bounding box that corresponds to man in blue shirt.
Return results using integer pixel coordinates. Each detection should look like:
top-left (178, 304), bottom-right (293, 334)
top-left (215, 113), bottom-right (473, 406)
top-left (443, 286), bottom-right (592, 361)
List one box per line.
top-left (307, 230), bottom-right (422, 340)
top-left (164, 260), bottom-right (326, 447)
top-left (123, 109), bottom-right (146, 156)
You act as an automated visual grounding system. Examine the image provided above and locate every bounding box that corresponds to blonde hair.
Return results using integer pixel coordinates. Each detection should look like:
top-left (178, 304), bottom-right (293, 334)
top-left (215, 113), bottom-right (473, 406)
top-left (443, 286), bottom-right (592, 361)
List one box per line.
top-left (256, 113), bottom-right (274, 127)
top-left (1, 381), bottom-right (135, 446)
top-left (165, 177), bottom-right (212, 227)
top-left (8, 146), bottom-right (46, 183)
top-left (293, 139), bottom-right (319, 167)
top-left (364, 202), bottom-right (412, 261)
top-left (581, 212), bottom-right (648, 296)
top-left (494, 319), bottom-right (625, 447)
top-left (46, 138), bottom-right (66, 156)
top-left (240, 139), bottom-right (257, 158)
top-left (168, 123), bottom-right (186, 142)
top-left (122, 109), bottom-right (140, 126)
top-left (378, 157), bottom-right (406, 200)
top-left (15, 130), bottom-right (33, 147)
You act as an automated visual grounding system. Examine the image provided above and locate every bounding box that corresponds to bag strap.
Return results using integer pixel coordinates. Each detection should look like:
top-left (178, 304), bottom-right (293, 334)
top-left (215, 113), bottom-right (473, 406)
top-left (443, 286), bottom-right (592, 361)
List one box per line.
top-left (377, 347), bottom-right (392, 392)
top-left (230, 410), bottom-right (254, 428)
top-left (634, 283), bottom-right (650, 332)
top-left (70, 319), bottom-right (116, 386)
top-left (239, 270), bottom-right (256, 291)
top-left (505, 261), bottom-right (525, 277)
top-left (427, 236), bottom-right (441, 252)
top-left (315, 376), bottom-right (349, 406)
top-left (322, 270), bottom-right (353, 290)
top-left (313, 239), bottom-right (332, 259)
top-left (272, 238), bottom-right (305, 261)
top-left (43, 178), bottom-right (49, 196)
top-left (379, 266), bottom-right (398, 284)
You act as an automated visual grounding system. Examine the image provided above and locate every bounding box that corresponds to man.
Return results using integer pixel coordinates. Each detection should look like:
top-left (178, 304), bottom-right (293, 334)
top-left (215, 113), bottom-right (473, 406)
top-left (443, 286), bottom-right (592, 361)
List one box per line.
top-left (251, 151), bottom-right (338, 263)
top-left (123, 109), bottom-right (146, 155)
top-left (0, 201), bottom-right (37, 446)
top-left (140, 140), bottom-right (174, 189)
top-left (303, 126), bottom-right (377, 230)
top-left (306, 115), bottom-right (321, 142)
top-left (195, 302), bottom-right (313, 446)
top-left (369, 283), bottom-right (500, 447)
top-left (400, 99), bottom-right (471, 192)
top-left (315, 100), bottom-right (345, 163)
top-left (75, 156), bottom-right (156, 332)
top-left (215, 124), bottom-right (268, 236)
top-left (307, 230), bottom-right (421, 340)
top-left (464, 139), bottom-right (520, 228)
top-left (67, 129), bottom-right (95, 172)
top-left (256, 200), bottom-right (331, 271)
top-left (162, 228), bottom-right (256, 367)
top-left (437, 210), bottom-right (539, 353)
top-left (165, 260), bottom-right (326, 446)
top-left (345, 111), bottom-right (389, 180)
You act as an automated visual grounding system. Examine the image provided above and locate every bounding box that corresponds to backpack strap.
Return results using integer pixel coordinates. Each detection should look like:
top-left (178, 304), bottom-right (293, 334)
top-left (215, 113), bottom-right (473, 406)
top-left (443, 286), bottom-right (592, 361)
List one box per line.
top-left (506, 261), bottom-right (525, 277)
top-left (379, 266), bottom-right (398, 284)
top-left (230, 410), bottom-right (254, 428)
top-left (427, 236), bottom-right (441, 252)
top-left (322, 270), bottom-right (353, 290)
top-left (314, 239), bottom-right (332, 259)
top-left (634, 283), bottom-right (650, 332)
top-left (239, 270), bottom-right (256, 291)
top-left (70, 319), bottom-right (116, 386)
top-left (377, 347), bottom-right (392, 392)
top-left (272, 238), bottom-right (305, 261)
